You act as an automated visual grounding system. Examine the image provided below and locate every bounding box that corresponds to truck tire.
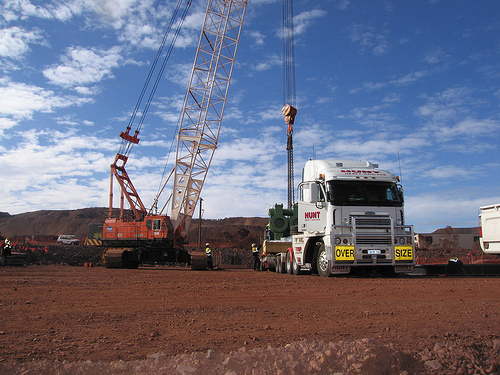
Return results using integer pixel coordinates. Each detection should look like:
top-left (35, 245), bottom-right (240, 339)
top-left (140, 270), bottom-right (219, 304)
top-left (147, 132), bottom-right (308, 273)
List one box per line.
top-left (286, 251), bottom-right (293, 274)
top-left (292, 257), bottom-right (301, 275)
top-left (317, 244), bottom-right (332, 277)
top-left (276, 256), bottom-right (282, 273)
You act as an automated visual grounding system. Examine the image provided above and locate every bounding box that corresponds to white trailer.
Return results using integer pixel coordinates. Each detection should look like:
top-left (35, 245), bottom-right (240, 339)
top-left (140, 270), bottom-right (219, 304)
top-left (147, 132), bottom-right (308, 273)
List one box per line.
top-left (265, 160), bottom-right (415, 277)
top-left (479, 204), bottom-right (500, 254)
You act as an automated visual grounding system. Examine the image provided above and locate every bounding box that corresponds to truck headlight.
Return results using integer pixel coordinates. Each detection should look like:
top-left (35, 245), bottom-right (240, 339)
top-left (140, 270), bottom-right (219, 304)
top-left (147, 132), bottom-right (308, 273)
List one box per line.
top-left (399, 237), bottom-right (406, 245)
top-left (335, 237), bottom-right (341, 245)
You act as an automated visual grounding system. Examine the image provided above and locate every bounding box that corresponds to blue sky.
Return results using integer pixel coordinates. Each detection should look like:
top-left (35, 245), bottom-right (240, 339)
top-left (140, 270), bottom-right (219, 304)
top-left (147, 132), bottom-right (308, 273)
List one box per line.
top-left (1, 0), bottom-right (499, 234)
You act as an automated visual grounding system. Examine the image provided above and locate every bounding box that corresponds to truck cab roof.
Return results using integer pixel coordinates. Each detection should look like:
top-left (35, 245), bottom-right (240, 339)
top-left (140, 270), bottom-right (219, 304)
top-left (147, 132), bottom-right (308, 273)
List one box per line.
top-left (302, 159), bottom-right (398, 183)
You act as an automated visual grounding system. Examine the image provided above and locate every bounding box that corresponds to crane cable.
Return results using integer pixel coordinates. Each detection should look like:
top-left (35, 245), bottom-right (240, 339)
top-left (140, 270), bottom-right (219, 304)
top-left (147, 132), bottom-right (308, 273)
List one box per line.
top-left (118, 0), bottom-right (192, 158)
top-left (282, 0), bottom-right (296, 209)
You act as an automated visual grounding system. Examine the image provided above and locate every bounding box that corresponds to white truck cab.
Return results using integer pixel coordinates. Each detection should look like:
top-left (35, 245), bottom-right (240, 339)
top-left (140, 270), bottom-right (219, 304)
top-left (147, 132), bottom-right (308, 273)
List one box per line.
top-left (291, 160), bottom-right (415, 276)
top-left (479, 204), bottom-right (500, 254)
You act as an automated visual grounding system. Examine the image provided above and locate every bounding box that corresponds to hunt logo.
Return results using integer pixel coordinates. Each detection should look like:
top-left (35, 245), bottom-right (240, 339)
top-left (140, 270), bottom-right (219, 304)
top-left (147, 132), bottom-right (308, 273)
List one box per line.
top-left (304, 211), bottom-right (321, 221)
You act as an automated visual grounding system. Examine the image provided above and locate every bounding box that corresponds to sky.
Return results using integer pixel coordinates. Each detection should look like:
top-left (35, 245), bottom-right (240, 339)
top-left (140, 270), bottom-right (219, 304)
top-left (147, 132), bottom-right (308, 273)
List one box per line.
top-left (1, 0), bottom-right (499, 234)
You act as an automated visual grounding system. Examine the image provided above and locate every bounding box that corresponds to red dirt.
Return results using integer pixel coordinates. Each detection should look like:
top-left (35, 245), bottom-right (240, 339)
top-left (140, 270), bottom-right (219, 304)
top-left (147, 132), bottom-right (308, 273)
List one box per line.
top-left (0, 265), bottom-right (499, 372)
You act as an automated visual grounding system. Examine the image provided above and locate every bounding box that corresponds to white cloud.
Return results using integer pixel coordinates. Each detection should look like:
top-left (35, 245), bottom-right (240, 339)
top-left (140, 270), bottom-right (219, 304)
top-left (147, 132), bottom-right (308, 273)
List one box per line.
top-left (349, 23), bottom-right (390, 55)
top-left (0, 26), bottom-right (45, 59)
top-left (337, 1), bottom-right (350, 10)
top-left (0, 117), bottom-right (17, 136)
top-left (252, 53), bottom-right (281, 71)
top-left (90, 0), bottom-right (141, 24)
top-left (424, 48), bottom-right (449, 64)
top-left (432, 118), bottom-right (500, 141)
top-left (293, 9), bottom-right (327, 36)
top-left (0, 80), bottom-right (92, 119)
top-left (416, 86), bottom-right (471, 123)
top-left (43, 45), bottom-right (123, 91)
top-left (391, 70), bottom-right (427, 85)
top-left (0, 128), bottom-right (117, 213)
top-left (2, 0), bottom-right (54, 22)
top-left (383, 92), bottom-right (401, 103)
top-left (424, 165), bottom-right (476, 180)
top-left (248, 30), bottom-right (265, 47)
top-left (165, 62), bottom-right (193, 87)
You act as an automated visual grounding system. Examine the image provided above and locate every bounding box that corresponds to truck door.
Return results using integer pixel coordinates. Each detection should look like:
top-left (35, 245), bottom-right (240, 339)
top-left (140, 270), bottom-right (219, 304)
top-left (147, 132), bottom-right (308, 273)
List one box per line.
top-left (298, 181), bottom-right (327, 232)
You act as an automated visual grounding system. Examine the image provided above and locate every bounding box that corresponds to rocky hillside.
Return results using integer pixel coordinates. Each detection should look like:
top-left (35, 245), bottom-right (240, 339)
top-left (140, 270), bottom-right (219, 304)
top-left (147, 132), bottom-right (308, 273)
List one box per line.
top-left (0, 208), bottom-right (268, 247)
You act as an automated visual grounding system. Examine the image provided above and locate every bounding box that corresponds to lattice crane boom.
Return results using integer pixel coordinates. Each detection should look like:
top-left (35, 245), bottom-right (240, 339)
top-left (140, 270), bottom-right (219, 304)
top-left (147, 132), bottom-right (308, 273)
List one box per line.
top-left (169, 0), bottom-right (247, 237)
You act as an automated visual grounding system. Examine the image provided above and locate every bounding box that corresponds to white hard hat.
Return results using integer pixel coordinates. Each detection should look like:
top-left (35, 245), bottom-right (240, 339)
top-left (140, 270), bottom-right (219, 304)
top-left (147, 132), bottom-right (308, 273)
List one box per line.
top-left (252, 243), bottom-right (256, 246)
top-left (205, 243), bottom-right (210, 246)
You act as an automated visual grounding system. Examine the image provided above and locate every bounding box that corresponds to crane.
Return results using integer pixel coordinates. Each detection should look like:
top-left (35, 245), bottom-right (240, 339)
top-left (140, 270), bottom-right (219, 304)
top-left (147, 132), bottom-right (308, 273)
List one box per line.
top-left (102, 0), bottom-right (247, 268)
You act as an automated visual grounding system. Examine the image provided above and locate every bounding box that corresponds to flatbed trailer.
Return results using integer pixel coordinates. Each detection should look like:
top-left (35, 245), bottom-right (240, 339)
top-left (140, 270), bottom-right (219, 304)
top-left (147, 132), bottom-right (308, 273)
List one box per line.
top-left (260, 239), bottom-right (292, 272)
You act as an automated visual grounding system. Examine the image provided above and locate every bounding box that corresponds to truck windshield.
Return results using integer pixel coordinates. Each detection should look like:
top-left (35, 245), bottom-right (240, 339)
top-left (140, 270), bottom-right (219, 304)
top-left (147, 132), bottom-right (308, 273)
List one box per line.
top-left (327, 180), bottom-right (402, 207)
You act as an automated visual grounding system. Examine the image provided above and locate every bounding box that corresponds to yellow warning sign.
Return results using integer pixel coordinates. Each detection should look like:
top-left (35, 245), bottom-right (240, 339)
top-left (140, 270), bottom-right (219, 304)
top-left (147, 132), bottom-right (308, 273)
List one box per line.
top-left (395, 246), bottom-right (413, 261)
top-left (335, 246), bottom-right (355, 261)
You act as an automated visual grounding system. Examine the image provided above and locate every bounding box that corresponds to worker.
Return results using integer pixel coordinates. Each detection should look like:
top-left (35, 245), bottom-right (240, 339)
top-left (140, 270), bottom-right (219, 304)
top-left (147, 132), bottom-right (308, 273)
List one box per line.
top-left (265, 223), bottom-right (273, 240)
top-left (252, 243), bottom-right (260, 271)
top-left (205, 243), bottom-right (213, 269)
top-left (1, 238), bottom-right (11, 266)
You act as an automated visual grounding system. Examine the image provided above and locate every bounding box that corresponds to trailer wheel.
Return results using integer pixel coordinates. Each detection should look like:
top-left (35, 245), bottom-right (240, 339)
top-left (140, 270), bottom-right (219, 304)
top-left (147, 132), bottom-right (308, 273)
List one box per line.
top-left (317, 244), bottom-right (332, 277)
top-left (286, 251), bottom-right (293, 274)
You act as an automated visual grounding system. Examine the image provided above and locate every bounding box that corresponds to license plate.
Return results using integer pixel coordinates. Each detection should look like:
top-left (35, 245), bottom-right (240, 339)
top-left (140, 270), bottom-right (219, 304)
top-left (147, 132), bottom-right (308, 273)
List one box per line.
top-left (367, 249), bottom-right (381, 255)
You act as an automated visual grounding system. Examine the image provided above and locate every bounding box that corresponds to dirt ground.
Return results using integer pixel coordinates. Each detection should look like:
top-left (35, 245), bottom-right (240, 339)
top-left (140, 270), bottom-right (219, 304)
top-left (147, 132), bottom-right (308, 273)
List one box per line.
top-left (1, 265), bottom-right (499, 374)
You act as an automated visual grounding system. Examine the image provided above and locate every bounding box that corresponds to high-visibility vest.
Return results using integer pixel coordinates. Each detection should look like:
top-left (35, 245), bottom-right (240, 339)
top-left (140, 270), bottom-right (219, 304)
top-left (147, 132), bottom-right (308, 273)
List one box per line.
top-left (252, 246), bottom-right (258, 254)
top-left (205, 247), bottom-right (212, 255)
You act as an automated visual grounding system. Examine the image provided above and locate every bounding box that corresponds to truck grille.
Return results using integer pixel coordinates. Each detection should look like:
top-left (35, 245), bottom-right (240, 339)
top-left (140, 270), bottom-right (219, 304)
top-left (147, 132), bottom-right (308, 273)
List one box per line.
top-left (356, 237), bottom-right (392, 245)
top-left (354, 217), bottom-right (391, 227)
top-left (352, 216), bottom-right (392, 245)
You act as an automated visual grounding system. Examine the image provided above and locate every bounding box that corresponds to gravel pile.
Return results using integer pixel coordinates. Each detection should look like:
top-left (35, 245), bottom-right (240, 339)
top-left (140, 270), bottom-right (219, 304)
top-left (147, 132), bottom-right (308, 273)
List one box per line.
top-left (1, 337), bottom-right (498, 374)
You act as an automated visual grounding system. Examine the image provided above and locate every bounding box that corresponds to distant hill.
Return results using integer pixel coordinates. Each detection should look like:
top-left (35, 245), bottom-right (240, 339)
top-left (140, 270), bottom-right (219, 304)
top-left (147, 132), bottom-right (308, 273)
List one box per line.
top-left (0, 208), bottom-right (268, 247)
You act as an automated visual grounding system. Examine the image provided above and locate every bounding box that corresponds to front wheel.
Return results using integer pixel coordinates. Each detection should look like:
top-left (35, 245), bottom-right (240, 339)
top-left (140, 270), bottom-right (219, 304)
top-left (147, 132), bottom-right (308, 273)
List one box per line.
top-left (317, 244), bottom-right (332, 277)
top-left (292, 256), bottom-right (301, 275)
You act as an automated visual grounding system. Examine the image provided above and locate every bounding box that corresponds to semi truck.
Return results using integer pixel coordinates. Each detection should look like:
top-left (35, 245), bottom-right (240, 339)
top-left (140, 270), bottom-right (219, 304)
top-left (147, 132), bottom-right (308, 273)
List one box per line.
top-left (260, 159), bottom-right (415, 276)
top-left (479, 204), bottom-right (500, 254)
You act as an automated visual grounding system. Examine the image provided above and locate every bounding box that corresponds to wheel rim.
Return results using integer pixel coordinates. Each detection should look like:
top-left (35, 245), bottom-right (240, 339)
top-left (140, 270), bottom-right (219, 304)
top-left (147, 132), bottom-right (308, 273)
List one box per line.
top-left (318, 250), bottom-right (328, 273)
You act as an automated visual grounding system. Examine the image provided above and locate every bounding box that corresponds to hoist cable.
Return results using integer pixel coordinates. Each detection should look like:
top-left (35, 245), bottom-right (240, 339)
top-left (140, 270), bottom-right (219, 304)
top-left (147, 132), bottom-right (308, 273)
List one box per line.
top-left (282, 0), bottom-right (296, 208)
top-left (118, 0), bottom-right (191, 157)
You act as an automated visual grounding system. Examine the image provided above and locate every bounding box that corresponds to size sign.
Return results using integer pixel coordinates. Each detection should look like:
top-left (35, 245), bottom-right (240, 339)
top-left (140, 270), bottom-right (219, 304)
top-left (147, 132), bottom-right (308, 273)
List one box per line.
top-left (395, 246), bottom-right (413, 261)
